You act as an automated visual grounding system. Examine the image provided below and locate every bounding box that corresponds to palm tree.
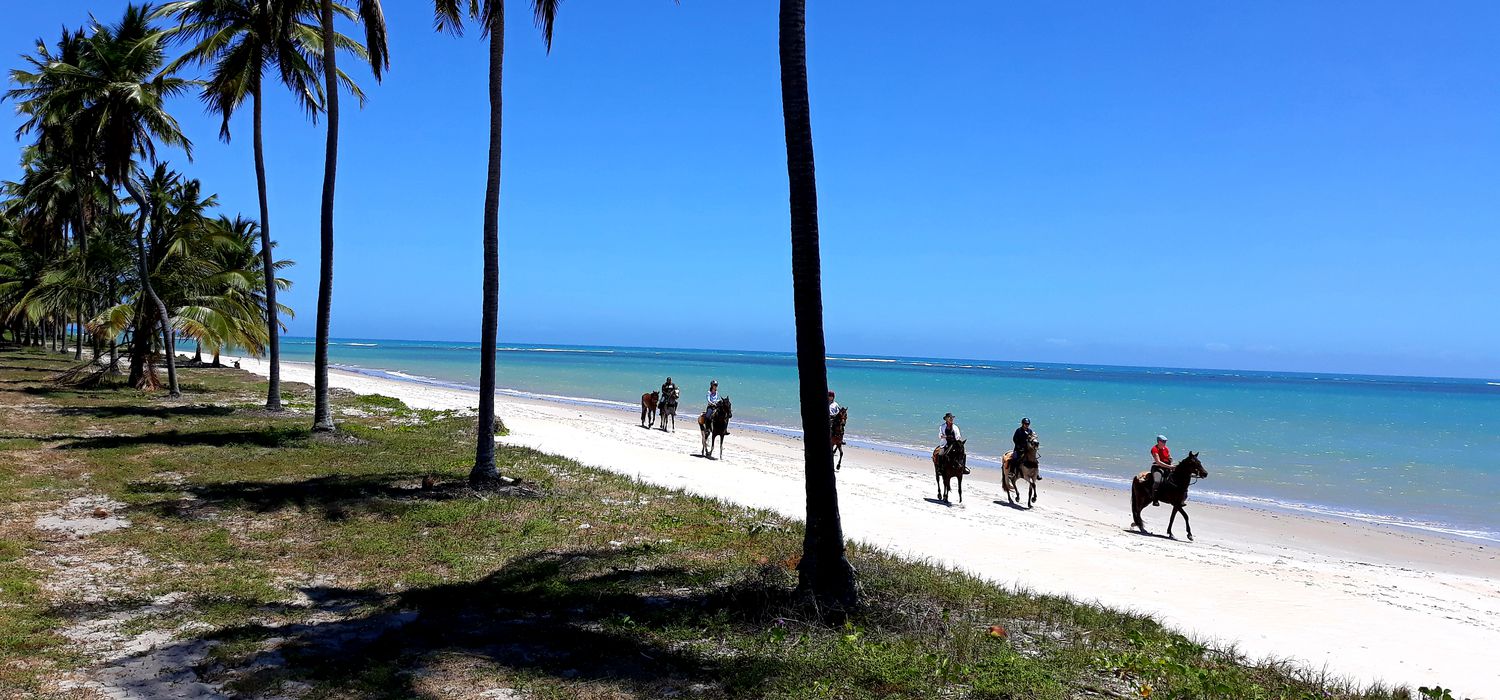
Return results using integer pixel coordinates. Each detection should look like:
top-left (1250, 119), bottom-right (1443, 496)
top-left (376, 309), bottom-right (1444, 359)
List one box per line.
top-left (155, 0), bottom-right (370, 410)
top-left (780, 0), bottom-right (856, 611)
top-left (312, 0), bottom-right (388, 432)
top-left (9, 5), bottom-right (196, 396)
top-left (432, 0), bottom-right (559, 483)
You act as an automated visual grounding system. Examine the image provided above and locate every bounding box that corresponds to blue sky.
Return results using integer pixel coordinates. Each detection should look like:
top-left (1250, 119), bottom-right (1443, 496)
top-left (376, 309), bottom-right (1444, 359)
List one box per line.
top-left (5, 1), bottom-right (1498, 378)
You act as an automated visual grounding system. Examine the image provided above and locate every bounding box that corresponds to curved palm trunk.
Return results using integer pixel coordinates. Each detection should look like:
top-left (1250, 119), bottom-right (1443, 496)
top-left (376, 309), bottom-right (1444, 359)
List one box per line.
top-left (471, 10), bottom-right (506, 484)
top-left (781, 0), bottom-right (856, 611)
top-left (312, 0), bottom-right (340, 432)
top-left (253, 88), bottom-right (284, 411)
top-left (124, 179), bottom-right (180, 397)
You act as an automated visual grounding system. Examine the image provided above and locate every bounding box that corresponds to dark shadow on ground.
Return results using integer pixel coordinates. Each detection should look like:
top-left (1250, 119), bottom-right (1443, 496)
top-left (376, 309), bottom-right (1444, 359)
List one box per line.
top-left (130, 473), bottom-right (541, 520)
top-left (52, 404), bottom-right (236, 419)
top-left (156, 548), bottom-right (796, 698)
top-left (58, 427), bottom-right (308, 451)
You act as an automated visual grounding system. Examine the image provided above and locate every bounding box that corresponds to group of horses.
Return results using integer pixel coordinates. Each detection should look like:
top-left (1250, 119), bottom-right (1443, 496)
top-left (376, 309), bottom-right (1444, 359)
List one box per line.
top-left (639, 388), bottom-right (733, 460)
top-left (930, 435), bottom-right (1210, 540)
top-left (640, 388), bottom-right (1210, 540)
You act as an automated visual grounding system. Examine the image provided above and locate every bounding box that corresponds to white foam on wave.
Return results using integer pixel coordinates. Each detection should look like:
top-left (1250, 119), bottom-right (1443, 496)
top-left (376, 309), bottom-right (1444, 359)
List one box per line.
top-left (830, 357), bottom-right (898, 363)
top-left (345, 342), bottom-right (378, 347)
top-left (499, 347), bottom-right (614, 355)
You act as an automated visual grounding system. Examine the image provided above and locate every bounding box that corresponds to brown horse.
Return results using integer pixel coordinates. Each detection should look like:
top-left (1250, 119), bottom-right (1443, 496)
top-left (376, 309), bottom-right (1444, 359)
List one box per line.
top-left (658, 387), bottom-right (680, 432)
top-left (698, 397), bottom-right (732, 459)
top-left (830, 406), bottom-right (849, 471)
top-left (1130, 451), bottom-right (1208, 540)
top-left (640, 391), bottom-right (659, 428)
top-left (931, 439), bottom-right (968, 503)
top-left (1001, 434), bottom-right (1040, 508)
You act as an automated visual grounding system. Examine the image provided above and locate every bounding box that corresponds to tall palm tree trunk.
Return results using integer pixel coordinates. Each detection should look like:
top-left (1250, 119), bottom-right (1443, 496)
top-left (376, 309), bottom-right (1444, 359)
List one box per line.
top-left (124, 180), bottom-right (181, 397)
top-left (252, 87), bottom-right (284, 410)
top-left (471, 10), bottom-right (506, 483)
top-left (312, 0), bottom-right (341, 432)
top-left (781, 0), bottom-right (856, 612)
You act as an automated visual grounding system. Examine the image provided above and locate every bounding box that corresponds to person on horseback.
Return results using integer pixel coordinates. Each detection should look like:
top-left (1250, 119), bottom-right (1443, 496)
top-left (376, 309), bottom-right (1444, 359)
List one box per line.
top-left (1012, 417), bottom-right (1037, 478)
top-left (661, 376), bottom-right (678, 402)
top-left (705, 380), bottom-right (725, 433)
top-left (938, 412), bottom-right (968, 474)
top-left (827, 390), bottom-right (841, 416)
top-left (1149, 435), bottom-right (1173, 506)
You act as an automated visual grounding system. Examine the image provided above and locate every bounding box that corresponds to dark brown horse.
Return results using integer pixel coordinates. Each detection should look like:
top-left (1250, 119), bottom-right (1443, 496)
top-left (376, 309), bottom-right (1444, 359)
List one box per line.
top-left (699, 397), bottom-right (732, 459)
top-left (658, 387), bottom-right (680, 432)
top-left (830, 406), bottom-right (849, 471)
top-left (931, 439), bottom-right (968, 503)
top-left (1130, 451), bottom-right (1208, 540)
top-left (1001, 434), bottom-right (1040, 508)
top-left (640, 391), bottom-right (659, 428)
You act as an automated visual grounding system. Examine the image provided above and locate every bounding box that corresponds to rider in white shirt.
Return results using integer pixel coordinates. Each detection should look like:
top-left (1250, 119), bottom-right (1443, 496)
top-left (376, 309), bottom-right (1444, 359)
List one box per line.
top-left (827, 391), bottom-right (841, 416)
top-left (938, 412), bottom-right (962, 453)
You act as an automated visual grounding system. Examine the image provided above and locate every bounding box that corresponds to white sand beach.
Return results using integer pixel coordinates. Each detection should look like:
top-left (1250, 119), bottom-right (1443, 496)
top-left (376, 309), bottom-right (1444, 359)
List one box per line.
top-left (233, 356), bottom-right (1500, 696)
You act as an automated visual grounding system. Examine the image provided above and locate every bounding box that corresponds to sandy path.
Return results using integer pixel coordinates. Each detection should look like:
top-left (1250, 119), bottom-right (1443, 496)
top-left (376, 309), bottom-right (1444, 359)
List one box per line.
top-left (232, 356), bottom-right (1500, 696)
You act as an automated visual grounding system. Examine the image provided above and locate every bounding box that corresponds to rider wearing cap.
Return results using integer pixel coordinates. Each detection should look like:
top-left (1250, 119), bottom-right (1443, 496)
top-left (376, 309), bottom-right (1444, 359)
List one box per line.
top-left (827, 391), bottom-right (841, 417)
top-left (705, 380), bottom-right (723, 426)
top-left (1149, 435), bottom-right (1173, 506)
top-left (1012, 417), bottom-right (1037, 477)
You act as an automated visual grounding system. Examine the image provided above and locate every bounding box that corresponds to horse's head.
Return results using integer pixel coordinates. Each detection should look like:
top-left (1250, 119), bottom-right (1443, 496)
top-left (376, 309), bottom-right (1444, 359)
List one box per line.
top-left (1180, 451), bottom-right (1207, 479)
top-left (1027, 434), bottom-right (1040, 455)
top-left (719, 397), bottom-right (732, 419)
top-left (836, 406), bottom-right (848, 424)
top-left (650, 391), bottom-right (659, 401)
top-left (951, 438), bottom-right (967, 464)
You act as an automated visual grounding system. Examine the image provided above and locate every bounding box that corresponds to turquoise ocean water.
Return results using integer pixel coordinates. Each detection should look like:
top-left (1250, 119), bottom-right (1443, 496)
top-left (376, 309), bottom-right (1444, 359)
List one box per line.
top-left (269, 337), bottom-right (1500, 543)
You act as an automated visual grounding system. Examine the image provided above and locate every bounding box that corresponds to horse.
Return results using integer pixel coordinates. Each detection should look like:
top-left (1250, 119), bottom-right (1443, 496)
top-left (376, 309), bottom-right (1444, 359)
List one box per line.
top-left (830, 406), bottom-right (849, 471)
top-left (698, 397), bottom-right (732, 459)
top-left (639, 391), bottom-right (659, 428)
top-left (1130, 451), bottom-right (1208, 540)
top-left (1001, 435), bottom-right (1040, 508)
top-left (658, 387), bottom-right (680, 432)
top-left (930, 439), bottom-right (968, 503)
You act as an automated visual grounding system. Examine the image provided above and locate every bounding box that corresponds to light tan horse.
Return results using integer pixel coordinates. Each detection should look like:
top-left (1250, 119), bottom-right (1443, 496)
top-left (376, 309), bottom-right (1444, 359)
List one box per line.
top-left (1001, 435), bottom-right (1040, 508)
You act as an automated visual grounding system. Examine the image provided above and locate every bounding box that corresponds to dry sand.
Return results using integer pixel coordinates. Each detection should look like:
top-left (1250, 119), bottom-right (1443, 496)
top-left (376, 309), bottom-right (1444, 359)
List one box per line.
top-left (231, 355), bottom-right (1500, 696)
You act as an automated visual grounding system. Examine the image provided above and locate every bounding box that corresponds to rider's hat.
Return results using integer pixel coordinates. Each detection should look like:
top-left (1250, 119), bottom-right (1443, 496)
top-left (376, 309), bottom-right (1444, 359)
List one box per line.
top-left (1021, 417), bottom-right (1030, 425)
top-left (710, 380), bottom-right (718, 386)
top-left (1157, 434), bottom-right (1168, 442)
top-left (943, 412), bottom-right (955, 420)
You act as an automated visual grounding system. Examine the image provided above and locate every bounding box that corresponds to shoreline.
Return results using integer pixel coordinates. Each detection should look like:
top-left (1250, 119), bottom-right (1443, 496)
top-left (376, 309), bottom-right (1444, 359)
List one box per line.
top-left (228, 354), bottom-right (1500, 695)
top-left (321, 359), bottom-right (1500, 546)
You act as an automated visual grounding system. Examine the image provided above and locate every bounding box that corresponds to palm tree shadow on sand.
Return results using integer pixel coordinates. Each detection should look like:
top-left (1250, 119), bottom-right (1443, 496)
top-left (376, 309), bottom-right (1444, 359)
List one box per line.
top-left (87, 548), bottom-right (798, 698)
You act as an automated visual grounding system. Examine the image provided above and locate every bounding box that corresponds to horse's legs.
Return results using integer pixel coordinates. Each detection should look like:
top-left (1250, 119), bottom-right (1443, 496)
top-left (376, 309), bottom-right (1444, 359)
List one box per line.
top-left (957, 474), bottom-right (963, 503)
top-left (1029, 478), bottom-right (1037, 507)
top-left (1179, 507), bottom-right (1193, 541)
top-left (1131, 481), bottom-right (1148, 531)
top-left (1167, 505), bottom-right (1179, 539)
top-left (935, 469), bottom-right (944, 501)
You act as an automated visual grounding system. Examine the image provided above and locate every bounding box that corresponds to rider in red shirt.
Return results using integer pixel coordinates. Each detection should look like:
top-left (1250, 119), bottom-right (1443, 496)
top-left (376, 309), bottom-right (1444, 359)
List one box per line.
top-left (1149, 435), bottom-right (1172, 506)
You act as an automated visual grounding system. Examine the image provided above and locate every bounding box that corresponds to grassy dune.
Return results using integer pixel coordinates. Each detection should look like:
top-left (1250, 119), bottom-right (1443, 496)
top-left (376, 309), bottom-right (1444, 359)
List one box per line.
top-left (0, 344), bottom-right (1441, 699)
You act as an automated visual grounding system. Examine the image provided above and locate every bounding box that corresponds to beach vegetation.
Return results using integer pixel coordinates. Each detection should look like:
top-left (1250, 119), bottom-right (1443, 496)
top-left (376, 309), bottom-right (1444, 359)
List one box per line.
top-left (0, 344), bottom-right (1442, 699)
top-left (153, 0), bottom-right (372, 412)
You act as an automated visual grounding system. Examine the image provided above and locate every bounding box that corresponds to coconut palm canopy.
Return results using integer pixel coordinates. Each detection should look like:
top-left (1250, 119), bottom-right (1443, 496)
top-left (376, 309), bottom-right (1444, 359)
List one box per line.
top-left (1, 4), bottom-right (293, 391)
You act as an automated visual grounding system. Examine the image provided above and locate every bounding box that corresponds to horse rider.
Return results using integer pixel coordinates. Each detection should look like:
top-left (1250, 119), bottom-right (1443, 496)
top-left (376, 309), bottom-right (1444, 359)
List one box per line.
top-left (1149, 434), bottom-right (1173, 506)
top-left (705, 380), bottom-right (724, 431)
top-left (938, 412), bottom-right (968, 473)
top-left (661, 376), bottom-right (678, 403)
top-left (827, 390), bottom-right (841, 417)
top-left (1012, 417), bottom-right (1038, 478)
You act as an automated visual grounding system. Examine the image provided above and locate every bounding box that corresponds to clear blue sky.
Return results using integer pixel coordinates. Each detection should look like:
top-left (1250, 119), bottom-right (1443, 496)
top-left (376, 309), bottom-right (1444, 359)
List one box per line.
top-left (6, 1), bottom-right (1499, 378)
